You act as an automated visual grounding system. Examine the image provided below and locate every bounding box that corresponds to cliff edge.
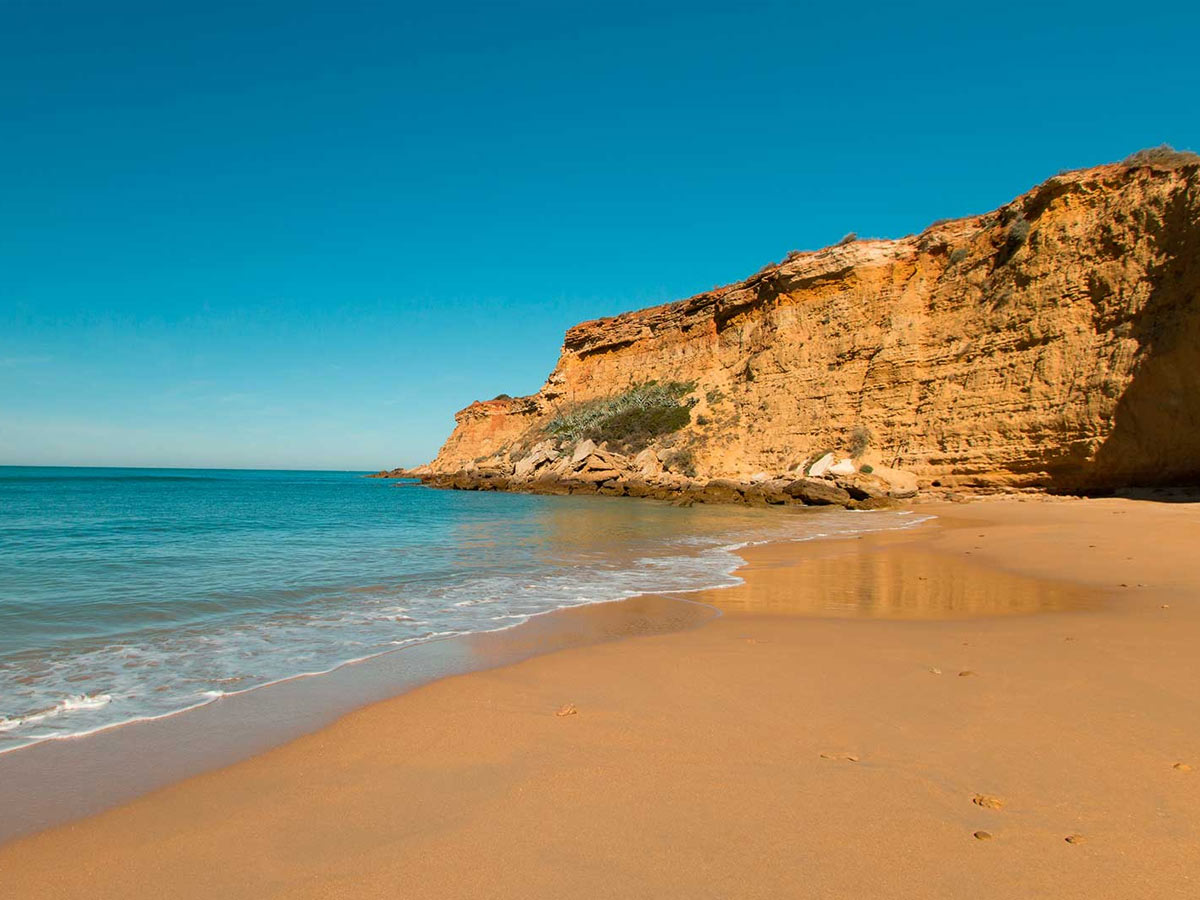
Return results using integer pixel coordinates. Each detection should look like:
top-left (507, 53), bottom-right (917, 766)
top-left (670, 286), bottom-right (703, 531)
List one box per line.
top-left (418, 150), bottom-right (1200, 498)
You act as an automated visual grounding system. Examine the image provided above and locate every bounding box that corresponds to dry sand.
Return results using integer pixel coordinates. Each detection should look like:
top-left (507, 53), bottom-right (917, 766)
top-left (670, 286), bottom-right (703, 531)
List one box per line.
top-left (2, 497), bottom-right (1199, 898)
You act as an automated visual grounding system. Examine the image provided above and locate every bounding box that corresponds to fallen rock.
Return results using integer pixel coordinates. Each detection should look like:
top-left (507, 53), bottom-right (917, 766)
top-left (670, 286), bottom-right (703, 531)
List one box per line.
top-left (701, 479), bottom-right (745, 504)
top-left (829, 458), bottom-right (856, 476)
top-left (530, 473), bottom-right (572, 495)
top-left (807, 452), bottom-right (836, 478)
top-left (634, 447), bottom-right (663, 476)
top-left (836, 472), bottom-right (892, 501)
top-left (848, 496), bottom-right (893, 511)
top-left (870, 465), bottom-right (919, 499)
top-left (575, 468), bottom-right (622, 484)
top-left (623, 478), bottom-right (655, 498)
top-left (570, 439), bottom-right (597, 465)
top-left (513, 443), bottom-right (560, 479)
top-left (783, 477), bottom-right (852, 506)
top-left (741, 485), bottom-right (776, 506)
top-left (760, 478), bottom-right (793, 504)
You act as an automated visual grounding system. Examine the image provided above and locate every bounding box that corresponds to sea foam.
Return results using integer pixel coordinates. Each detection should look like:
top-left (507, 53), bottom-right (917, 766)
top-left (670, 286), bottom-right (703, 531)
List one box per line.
top-left (0, 467), bottom-right (931, 754)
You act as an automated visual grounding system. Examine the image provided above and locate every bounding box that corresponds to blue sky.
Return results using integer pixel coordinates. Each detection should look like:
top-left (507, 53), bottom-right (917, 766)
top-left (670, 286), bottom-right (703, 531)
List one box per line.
top-left (2, 0), bottom-right (1197, 469)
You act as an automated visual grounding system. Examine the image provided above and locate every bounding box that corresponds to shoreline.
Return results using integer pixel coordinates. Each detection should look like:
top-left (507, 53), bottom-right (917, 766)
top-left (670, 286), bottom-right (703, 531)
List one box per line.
top-left (0, 591), bottom-right (720, 845)
top-left (4, 496), bottom-right (1199, 897)
top-left (0, 504), bottom-right (933, 843)
top-left (0, 495), bottom-right (927, 761)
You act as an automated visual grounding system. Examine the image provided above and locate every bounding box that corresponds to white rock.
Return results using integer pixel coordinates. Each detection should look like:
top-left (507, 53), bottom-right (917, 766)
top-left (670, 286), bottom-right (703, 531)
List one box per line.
top-left (829, 458), bottom-right (856, 476)
top-left (807, 452), bottom-right (835, 477)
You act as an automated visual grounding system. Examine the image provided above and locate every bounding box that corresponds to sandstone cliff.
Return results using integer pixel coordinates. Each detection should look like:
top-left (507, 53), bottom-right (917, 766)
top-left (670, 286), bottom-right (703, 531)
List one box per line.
top-left (423, 152), bottom-right (1200, 494)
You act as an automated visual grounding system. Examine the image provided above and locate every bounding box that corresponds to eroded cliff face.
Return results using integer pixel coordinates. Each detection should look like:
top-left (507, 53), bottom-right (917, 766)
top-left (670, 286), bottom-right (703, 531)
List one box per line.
top-left (428, 158), bottom-right (1200, 491)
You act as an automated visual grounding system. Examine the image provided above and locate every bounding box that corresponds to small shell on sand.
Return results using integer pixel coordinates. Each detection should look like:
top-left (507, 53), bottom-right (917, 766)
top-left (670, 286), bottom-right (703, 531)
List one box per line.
top-left (555, 703), bottom-right (577, 717)
top-left (972, 794), bottom-right (1005, 810)
top-left (819, 752), bottom-right (860, 762)
top-left (1065, 834), bottom-right (1086, 844)
top-left (1173, 762), bottom-right (1192, 772)
top-left (973, 831), bottom-right (993, 841)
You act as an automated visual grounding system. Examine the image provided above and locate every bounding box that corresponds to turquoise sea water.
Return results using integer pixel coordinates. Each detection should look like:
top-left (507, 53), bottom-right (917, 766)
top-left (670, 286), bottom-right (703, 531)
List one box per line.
top-left (0, 467), bottom-right (923, 753)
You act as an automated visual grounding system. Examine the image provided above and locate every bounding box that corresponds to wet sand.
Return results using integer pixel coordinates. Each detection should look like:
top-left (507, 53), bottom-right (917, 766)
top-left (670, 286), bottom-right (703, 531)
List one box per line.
top-left (0, 593), bottom-right (718, 844)
top-left (3, 497), bottom-right (1199, 898)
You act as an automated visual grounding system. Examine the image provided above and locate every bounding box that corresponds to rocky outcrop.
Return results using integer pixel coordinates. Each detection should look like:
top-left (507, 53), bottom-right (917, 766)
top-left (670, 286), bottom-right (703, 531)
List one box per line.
top-left (422, 441), bottom-right (908, 510)
top-left (418, 152), bottom-right (1200, 495)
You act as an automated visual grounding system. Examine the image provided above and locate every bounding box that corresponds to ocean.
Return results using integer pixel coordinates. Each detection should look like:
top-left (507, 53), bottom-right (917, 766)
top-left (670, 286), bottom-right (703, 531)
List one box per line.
top-left (0, 467), bottom-right (924, 754)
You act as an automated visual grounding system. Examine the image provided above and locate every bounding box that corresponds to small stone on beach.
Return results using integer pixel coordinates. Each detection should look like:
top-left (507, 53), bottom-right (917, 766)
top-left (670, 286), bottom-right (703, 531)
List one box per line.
top-left (819, 752), bottom-right (860, 762)
top-left (555, 703), bottom-right (577, 717)
top-left (958, 670), bottom-right (976, 677)
top-left (929, 667), bottom-right (942, 675)
top-left (973, 831), bottom-right (993, 841)
top-left (1173, 762), bottom-right (1192, 772)
top-left (1065, 834), bottom-right (1086, 844)
top-left (972, 794), bottom-right (1005, 810)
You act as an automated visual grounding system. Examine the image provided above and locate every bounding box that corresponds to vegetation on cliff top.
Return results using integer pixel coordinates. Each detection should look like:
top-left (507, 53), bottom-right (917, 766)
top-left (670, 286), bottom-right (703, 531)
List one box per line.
top-left (1122, 145), bottom-right (1199, 168)
top-left (547, 381), bottom-right (697, 453)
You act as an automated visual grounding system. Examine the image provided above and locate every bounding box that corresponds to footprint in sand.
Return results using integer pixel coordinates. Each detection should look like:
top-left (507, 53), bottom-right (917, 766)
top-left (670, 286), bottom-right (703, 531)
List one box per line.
top-left (972, 794), bottom-right (1005, 810)
top-left (555, 703), bottom-right (578, 717)
top-left (820, 752), bottom-right (860, 762)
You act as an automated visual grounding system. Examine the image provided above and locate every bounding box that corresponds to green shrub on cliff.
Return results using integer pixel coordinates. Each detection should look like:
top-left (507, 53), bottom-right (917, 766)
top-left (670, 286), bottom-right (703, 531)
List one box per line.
top-left (547, 381), bottom-right (696, 453)
top-left (1122, 145), bottom-right (1200, 168)
top-left (849, 425), bottom-right (872, 458)
top-left (661, 448), bottom-right (697, 478)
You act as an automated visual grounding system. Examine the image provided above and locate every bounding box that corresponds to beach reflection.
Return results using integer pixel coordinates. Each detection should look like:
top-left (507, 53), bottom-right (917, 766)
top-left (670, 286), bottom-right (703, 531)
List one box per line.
top-left (698, 539), bottom-right (1095, 618)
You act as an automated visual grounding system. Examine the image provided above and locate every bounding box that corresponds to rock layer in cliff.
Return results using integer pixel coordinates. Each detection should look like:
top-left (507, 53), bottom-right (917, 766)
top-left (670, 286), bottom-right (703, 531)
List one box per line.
top-left (426, 151), bottom-right (1200, 493)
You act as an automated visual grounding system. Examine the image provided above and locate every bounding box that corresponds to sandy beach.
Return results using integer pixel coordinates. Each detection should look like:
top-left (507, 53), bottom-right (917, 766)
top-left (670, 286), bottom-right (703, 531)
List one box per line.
top-left (3, 496), bottom-right (1199, 898)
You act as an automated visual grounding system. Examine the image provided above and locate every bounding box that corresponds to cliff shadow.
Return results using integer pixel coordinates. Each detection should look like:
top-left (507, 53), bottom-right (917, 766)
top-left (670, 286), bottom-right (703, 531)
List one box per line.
top-left (1066, 177), bottom-right (1200, 493)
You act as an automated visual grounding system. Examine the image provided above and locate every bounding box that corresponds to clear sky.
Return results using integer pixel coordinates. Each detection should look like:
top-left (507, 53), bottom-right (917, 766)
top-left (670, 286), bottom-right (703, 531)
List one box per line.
top-left (2, 0), bottom-right (1197, 470)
